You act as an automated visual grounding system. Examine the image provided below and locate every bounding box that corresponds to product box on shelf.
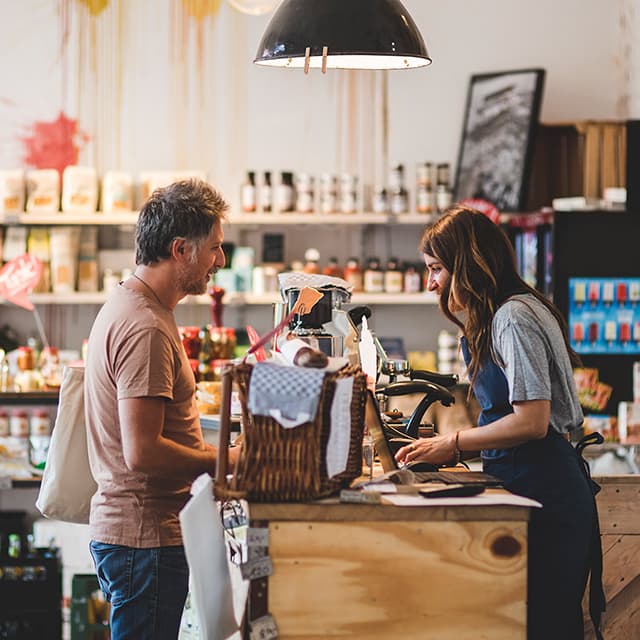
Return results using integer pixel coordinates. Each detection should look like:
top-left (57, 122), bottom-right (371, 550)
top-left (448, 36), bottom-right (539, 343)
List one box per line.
top-left (618, 401), bottom-right (640, 444)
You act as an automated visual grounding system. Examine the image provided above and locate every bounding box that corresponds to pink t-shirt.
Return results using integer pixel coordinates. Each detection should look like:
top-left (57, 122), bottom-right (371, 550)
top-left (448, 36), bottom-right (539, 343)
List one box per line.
top-left (85, 283), bottom-right (204, 547)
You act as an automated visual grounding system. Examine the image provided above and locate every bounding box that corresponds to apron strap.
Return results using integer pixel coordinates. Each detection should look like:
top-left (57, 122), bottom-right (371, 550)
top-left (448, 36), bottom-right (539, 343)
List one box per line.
top-left (574, 432), bottom-right (606, 640)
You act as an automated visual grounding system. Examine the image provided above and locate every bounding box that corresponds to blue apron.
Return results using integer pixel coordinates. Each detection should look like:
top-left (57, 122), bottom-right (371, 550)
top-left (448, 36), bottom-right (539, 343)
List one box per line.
top-left (460, 336), bottom-right (604, 640)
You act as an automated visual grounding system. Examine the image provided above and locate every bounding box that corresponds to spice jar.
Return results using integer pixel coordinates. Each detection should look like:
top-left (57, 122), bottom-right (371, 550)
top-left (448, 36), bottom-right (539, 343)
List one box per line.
top-left (17, 346), bottom-right (35, 371)
top-left (364, 258), bottom-right (384, 293)
top-left (30, 409), bottom-right (52, 436)
top-left (10, 410), bottom-right (30, 438)
top-left (0, 410), bottom-right (9, 437)
top-left (343, 257), bottom-right (363, 292)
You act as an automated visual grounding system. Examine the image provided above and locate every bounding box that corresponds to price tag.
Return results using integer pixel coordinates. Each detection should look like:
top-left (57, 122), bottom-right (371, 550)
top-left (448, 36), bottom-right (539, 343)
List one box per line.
top-left (247, 527), bottom-right (269, 547)
top-left (0, 253), bottom-right (42, 310)
top-left (249, 614), bottom-right (278, 640)
top-left (240, 556), bottom-right (273, 581)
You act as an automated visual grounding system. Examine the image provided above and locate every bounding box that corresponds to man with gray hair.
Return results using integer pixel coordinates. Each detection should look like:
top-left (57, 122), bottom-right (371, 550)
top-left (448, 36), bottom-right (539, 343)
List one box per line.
top-left (85, 179), bottom-right (233, 639)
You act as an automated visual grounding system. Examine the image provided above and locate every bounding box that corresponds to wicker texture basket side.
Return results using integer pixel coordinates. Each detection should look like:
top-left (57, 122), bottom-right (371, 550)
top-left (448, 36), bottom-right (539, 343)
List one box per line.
top-left (218, 362), bottom-right (366, 502)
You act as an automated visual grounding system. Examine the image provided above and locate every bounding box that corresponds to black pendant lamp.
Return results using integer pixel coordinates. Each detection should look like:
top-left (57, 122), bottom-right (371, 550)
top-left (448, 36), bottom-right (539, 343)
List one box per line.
top-left (254, 0), bottom-right (431, 72)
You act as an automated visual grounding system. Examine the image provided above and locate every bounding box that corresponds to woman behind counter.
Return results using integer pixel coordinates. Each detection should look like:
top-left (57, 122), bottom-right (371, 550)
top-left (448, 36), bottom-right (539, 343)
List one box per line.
top-left (395, 206), bottom-right (604, 639)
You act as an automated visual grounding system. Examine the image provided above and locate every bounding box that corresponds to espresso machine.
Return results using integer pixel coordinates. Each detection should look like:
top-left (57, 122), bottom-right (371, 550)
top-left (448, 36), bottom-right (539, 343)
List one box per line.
top-left (276, 273), bottom-right (356, 358)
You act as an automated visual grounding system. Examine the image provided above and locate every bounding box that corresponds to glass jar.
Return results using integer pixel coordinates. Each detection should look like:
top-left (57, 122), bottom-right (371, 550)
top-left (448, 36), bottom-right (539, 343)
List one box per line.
top-left (17, 346), bottom-right (35, 372)
top-left (10, 410), bottom-right (29, 438)
top-left (30, 409), bottom-right (51, 436)
top-left (343, 257), bottom-right (363, 292)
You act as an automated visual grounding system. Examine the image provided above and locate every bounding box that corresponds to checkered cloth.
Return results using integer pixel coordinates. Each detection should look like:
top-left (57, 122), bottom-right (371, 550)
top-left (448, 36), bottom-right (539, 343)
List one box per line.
top-left (247, 361), bottom-right (326, 428)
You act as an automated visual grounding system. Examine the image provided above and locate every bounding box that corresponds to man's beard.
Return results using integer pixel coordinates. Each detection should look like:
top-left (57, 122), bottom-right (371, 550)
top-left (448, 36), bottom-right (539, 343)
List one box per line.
top-left (177, 263), bottom-right (210, 296)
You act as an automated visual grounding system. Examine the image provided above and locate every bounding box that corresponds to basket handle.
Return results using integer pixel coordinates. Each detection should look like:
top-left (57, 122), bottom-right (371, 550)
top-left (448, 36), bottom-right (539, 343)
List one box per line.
top-left (215, 363), bottom-right (234, 489)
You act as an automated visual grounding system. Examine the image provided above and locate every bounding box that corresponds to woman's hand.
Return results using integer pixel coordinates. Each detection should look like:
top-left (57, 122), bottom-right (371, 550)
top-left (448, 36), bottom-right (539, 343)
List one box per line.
top-left (395, 433), bottom-right (456, 466)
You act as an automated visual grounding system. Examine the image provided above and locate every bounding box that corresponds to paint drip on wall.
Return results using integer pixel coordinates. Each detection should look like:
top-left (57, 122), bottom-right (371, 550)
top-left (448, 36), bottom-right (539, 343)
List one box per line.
top-left (22, 111), bottom-right (90, 175)
top-left (77, 0), bottom-right (110, 17)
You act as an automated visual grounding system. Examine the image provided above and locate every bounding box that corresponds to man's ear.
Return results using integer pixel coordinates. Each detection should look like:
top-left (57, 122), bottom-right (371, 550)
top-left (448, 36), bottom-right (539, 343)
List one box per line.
top-left (172, 238), bottom-right (187, 258)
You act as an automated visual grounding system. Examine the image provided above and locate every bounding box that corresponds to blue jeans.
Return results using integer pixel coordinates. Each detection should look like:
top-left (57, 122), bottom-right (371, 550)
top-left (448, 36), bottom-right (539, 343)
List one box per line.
top-left (89, 541), bottom-right (189, 640)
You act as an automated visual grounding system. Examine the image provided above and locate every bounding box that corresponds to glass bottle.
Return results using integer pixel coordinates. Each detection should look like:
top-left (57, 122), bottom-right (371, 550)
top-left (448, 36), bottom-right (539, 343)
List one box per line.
top-left (416, 162), bottom-right (434, 214)
top-left (260, 171), bottom-right (272, 213)
top-left (436, 163), bottom-right (452, 213)
top-left (403, 262), bottom-right (422, 293)
top-left (303, 248), bottom-right (321, 274)
top-left (364, 258), bottom-right (384, 293)
top-left (296, 173), bottom-right (315, 213)
top-left (339, 174), bottom-right (358, 213)
top-left (390, 165), bottom-right (409, 215)
top-left (241, 171), bottom-right (257, 213)
top-left (277, 172), bottom-right (295, 212)
top-left (322, 256), bottom-right (343, 279)
top-left (197, 325), bottom-right (213, 382)
top-left (372, 186), bottom-right (389, 214)
top-left (343, 257), bottom-right (363, 292)
top-left (384, 258), bottom-right (404, 293)
top-left (319, 174), bottom-right (337, 213)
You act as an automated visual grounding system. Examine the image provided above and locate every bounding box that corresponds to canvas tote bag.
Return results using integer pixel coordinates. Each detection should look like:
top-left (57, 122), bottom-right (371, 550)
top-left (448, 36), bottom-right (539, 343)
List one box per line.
top-left (36, 365), bottom-right (97, 523)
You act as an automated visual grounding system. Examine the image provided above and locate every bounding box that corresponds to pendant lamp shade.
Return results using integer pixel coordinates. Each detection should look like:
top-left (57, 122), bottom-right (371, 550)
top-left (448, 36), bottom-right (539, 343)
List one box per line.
top-left (254, 0), bottom-right (431, 71)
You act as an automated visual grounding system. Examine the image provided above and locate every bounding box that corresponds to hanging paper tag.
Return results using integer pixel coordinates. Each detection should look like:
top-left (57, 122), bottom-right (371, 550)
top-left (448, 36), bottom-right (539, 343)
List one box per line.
top-left (291, 286), bottom-right (323, 315)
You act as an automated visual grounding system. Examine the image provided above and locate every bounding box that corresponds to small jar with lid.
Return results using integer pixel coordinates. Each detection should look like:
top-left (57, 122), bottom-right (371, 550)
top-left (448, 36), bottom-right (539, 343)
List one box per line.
top-left (372, 187), bottom-right (389, 214)
top-left (319, 174), bottom-right (337, 214)
top-left (322, 257), bottom-right (343, 279)
top-left (403, 263), bottom-right (422, 293)
top-left (30, 409), bottom-right (51, 436)
top-left (303, 248), bottom-right (321, 274)
top-left (296, 173), bottom-right (315, 213)
top-left (364, 258), bottom-right (384, 293)
top-left (339, 174), bottom-right (358, 214)
top-left (0, 410), bottom-right (9, 437)
top-left (10, 409), bottom-right (30, 438)
top-left (17, 346), bottom-right (35, 372)
top-left (343, 257), bottom-right (363, 292)
top-left (276, 172), bottom-right (295, 212)
top-left (384, 258), bottom-right (404, 294)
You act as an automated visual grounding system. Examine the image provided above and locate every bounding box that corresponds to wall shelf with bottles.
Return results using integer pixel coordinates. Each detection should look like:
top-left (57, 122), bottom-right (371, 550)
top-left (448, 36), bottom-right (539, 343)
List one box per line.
top-left (0, 211), bottom-right (438, 227)
top-left (0, 291), bottom-right (439, 307)
top-left (0, 211), bottom-right (140, 226)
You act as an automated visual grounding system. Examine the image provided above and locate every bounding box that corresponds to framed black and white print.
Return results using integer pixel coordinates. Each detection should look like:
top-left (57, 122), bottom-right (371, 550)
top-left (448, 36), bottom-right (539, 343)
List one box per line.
top-left (453, 68), bottom-right (545, 213)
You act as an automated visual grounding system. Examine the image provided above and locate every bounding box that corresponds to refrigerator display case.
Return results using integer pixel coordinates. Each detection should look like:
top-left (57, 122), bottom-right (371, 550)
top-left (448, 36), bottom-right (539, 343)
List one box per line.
top-left (553, 210), bottom-right (640, 413)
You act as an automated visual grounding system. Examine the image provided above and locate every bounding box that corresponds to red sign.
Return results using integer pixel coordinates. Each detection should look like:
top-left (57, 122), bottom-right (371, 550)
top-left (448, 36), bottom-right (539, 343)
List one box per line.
top-left (0, 253), bottom-right (42, 310)
top-left (460, 198), bottom-right (500, 224)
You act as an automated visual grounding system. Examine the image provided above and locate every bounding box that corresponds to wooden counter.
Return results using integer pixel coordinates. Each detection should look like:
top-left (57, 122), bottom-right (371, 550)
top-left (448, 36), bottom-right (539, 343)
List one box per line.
top-left (245, 498), bottom-right (530, 639)
top-left (584, 475), bottom-right (640, 640)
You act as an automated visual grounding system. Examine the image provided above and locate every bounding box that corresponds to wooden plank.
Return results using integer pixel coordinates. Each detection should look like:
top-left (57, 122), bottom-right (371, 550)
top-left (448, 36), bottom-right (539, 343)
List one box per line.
top-left (595, 480), bottom-right (640, 535)
top-left (267, 520), bottom-right (526, 639)
top-left (600, 534), bottom-right (640, 602)
top-left (249, 500), bottom-right (530, 523)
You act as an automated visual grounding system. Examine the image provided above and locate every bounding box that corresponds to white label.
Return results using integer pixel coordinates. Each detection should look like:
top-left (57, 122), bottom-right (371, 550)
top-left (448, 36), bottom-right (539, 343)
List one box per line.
top-left (241, 556), bottom-right (273, 580)
top-left (250, 614), bottom-right (278, 640)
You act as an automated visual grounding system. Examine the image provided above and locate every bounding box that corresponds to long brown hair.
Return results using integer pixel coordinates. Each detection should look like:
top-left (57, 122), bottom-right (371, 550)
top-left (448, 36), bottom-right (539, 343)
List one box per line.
top-left (420, 205), bottom-right (580, 388)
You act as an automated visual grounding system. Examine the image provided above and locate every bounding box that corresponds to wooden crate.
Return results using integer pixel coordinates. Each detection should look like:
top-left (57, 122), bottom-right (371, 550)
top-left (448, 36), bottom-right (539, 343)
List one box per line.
top-left (248, 502), bottom-right (529, 639)
top-left (584, 475), bottom-right (640, 639)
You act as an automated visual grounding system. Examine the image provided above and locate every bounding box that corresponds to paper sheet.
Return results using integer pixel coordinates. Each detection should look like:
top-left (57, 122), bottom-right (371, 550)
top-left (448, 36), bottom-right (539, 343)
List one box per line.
top-left (179, 474), bottom-right (248, 640)
top-left (326, 376), bottom-right (354, 477)
top-left (382, 492), bottom-right (542, 508)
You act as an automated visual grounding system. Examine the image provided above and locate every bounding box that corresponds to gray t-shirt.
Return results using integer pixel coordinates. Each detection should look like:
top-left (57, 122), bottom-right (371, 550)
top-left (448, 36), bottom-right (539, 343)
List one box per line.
top-left (492, 294), bottom-right (583, 434)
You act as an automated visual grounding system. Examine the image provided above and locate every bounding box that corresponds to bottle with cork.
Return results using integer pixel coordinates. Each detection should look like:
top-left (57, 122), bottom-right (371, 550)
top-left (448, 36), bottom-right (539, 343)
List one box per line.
top-left (436, 163), bottom-right (452, 214)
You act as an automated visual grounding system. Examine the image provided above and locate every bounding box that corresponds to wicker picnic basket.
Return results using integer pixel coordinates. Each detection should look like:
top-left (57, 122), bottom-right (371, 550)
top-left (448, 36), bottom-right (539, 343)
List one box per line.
top-left (214, 361), bottom-right (367, 502)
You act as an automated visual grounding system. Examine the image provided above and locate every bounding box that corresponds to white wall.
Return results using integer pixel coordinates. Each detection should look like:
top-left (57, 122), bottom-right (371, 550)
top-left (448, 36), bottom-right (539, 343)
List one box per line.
top-left (0, 0), bottom-right (633, 352)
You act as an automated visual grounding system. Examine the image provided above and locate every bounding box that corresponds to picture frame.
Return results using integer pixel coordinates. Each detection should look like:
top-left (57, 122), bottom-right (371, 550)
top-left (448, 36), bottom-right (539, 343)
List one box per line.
top-left (453, 68), bottom-right (546, 213)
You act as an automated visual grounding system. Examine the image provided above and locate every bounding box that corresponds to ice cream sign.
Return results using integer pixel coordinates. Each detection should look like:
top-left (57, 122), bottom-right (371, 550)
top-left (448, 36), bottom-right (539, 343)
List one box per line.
top-left (0, 253), bottom-right (42, 310)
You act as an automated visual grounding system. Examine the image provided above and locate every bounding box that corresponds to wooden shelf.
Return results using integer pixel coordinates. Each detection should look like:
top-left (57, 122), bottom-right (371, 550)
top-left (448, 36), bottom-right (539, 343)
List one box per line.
top-left (2, 291), bottom-right (438, 307)
top-left (0, 211), bottom-right (139, 225)
top-left (1, 211), bottom-right (435, 227)
top-left (0, 390), bottom-right (59, 404)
